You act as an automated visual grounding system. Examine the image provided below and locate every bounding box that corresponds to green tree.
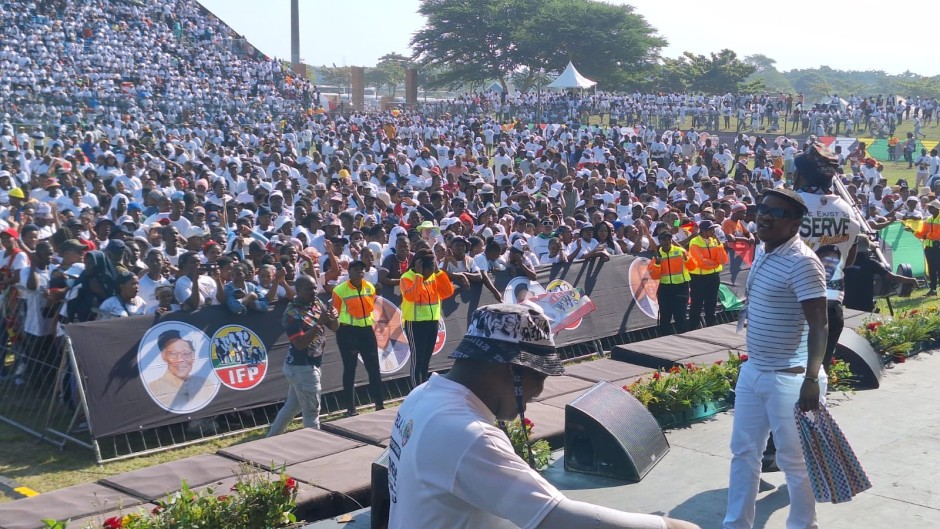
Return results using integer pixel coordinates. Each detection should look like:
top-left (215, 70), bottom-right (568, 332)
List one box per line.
top-left (411, 0), bottom-right (665, 90)
top-left (512, 0), bottom-right (666, 88)
top-left (659, 49), bottom-right (757, 94)
top-left (411, 0), bottom-right (527, 90)
top-left (315, 64), bottom-right (353, 92)
top-left (366, 53), bottom-right (410, 96)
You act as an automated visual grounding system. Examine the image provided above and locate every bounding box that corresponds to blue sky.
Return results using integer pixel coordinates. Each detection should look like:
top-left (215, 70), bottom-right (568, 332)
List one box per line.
top-left (197, 0), bottom-right (938, 76)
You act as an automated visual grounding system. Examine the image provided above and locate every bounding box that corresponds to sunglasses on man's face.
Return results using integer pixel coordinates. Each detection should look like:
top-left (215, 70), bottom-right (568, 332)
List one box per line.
top-left (756, 203), bottom-right (799, 219)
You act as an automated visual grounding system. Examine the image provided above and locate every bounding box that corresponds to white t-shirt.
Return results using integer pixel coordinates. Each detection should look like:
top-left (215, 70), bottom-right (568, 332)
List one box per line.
top-left (18, 267), bottom-right (55, 336)
top-left (98, 295), bottom-right (147, 319)
top-left (388, 374), bottom-right (564, 529)
top-left (797, 192), bottom-right (861, 302)
top-left (174, 275), bottom-right (219, 307)
top-left (138, 274), bottom-right (171, 311)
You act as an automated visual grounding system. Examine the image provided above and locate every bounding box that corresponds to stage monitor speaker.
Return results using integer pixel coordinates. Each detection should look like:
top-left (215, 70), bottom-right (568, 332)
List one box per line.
top-left (370, 448), bottom-right (391, 529)
top-left (835, 328), bottom-right (884, 389)
top-left (896, 263), bottom-right (914, 297)
top-left (564, 381), bottom-right (669, 482)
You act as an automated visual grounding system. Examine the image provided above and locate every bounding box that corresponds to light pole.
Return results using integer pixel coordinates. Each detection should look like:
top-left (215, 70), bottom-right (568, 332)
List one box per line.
top-left (536, 67), bottom-right (545, 124)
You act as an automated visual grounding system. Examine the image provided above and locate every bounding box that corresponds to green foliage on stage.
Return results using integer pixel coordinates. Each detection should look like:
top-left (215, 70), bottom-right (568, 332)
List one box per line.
top-left (410, 0), bottom-right (665, 90)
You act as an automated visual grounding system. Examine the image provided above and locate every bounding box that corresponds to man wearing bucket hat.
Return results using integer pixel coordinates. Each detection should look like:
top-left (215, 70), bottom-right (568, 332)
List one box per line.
top-left (387, 303), bottom-right (699, 529)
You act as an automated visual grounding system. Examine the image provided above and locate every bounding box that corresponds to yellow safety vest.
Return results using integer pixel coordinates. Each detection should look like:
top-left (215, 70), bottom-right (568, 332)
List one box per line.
top-left (400, 269), bottom-right (453, 322)
top-left (332, 280), bottom-right (376, 326)
top-left (650, 246), bottom-right (692, 285)
top-left (688, 235), bottom-right (725, 275)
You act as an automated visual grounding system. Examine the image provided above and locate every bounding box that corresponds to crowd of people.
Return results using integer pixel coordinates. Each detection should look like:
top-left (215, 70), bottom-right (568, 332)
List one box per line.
top-left (2, 1), bottom-right (939, 525)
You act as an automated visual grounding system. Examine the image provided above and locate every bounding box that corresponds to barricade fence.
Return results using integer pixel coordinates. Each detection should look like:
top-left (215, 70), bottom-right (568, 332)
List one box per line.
top-left (0, 253), bottom-right (749, 463)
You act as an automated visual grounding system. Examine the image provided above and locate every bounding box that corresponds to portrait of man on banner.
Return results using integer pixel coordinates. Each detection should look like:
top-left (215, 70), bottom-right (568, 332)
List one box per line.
top-left (138, 322), bottom-right (220, 414)
top-left (373, 296), bottom-right (410, 373)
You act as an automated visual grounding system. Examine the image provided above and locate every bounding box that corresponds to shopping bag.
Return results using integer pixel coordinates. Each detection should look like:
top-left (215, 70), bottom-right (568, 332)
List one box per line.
top-left (795, 404), bottom-right (872, 504)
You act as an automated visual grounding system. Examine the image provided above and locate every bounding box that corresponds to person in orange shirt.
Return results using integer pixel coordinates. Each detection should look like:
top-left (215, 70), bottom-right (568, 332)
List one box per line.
top-left (687, 220), bottom-right (728, 330)
top-left (332, 260), bottom-right (383, 416)
top-left (400, 248), bottom-right (455, 385)
top-left (914, 200), bottom-right (940, 295)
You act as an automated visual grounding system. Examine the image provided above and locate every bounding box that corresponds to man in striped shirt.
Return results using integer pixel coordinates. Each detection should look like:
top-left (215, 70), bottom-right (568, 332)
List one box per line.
top-left (724, 189), bottom-right (829, 529)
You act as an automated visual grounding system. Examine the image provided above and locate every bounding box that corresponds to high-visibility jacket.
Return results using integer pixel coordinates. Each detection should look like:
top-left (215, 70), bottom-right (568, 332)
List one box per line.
top-left (400, 270), bottom-right (455, 322)
top-left (647, 246), bottom-right (695, 285)
top-left (915, 215), bottom-right (940, 247)
top-left (332, 280), bottom-right (376, 326)
top-left (688, 235), bottom-right (728, 275)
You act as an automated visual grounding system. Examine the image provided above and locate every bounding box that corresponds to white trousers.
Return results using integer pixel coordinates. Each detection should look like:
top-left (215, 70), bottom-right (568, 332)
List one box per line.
top-left (723, 361), bottom-right (827, 529)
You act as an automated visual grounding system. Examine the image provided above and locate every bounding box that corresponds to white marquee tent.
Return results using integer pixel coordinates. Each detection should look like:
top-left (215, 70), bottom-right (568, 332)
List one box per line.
top-left (547, 61), bottom-right (597, 89)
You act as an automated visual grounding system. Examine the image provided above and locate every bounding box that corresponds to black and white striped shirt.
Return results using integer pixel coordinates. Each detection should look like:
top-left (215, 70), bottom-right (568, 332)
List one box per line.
top-left (745, 235), bottom-right (826, 370)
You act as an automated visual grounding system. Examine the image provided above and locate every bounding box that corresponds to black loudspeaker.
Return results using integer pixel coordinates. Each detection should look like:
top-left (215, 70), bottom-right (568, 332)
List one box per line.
top-left (370, 448), bottom-right (391, 529)
top-left (564, 381), bottom-right (669, 481)
top-left (835, 328), bottom-right (884, 389)
top-left (896, 263), bottom-right (914, 297)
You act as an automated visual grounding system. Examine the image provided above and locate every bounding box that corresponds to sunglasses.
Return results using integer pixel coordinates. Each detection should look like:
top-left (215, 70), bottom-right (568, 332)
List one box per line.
top-left (756, 203), bottom-right (799, 219)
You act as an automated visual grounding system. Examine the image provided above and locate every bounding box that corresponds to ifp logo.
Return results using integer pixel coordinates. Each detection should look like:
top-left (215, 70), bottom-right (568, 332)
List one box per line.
top-left (210, 325), bottom-right (268, 390)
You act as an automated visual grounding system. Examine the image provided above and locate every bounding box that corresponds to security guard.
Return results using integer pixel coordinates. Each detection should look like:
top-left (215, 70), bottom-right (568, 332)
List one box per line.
top-left (649, 225), bottom-right (697, 335)
top-left (688, 220), bottom-right (728, 330)
top-left (332, 260), bottom-right (383, 416)
top-left (915, 200), bottom-right (940, 295)
top-left (400, 248), bottom-right (455, 386)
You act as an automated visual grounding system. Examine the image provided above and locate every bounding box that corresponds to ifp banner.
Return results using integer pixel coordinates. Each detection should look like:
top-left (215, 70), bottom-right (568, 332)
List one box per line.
top-left (66, 254), bottom-right (747, 438)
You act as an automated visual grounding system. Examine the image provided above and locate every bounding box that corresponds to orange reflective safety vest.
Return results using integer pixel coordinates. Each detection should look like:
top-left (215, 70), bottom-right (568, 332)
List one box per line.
top-left (647, 246), bottom-right (695, 285)
top-left (688, 235), bottom-right (728, 275)
top-left (916, 215), bottom-right (940, 248)
top-left (332, 280), bottom-right (377, 326)
top-left (400, 270), bottom-right (455, 322)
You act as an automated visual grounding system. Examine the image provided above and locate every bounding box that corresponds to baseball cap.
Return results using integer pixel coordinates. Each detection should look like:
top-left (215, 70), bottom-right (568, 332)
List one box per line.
top-left (449, 304), bottom-right (563, 376)
top-left (60, 239), bottom-right (87, 253)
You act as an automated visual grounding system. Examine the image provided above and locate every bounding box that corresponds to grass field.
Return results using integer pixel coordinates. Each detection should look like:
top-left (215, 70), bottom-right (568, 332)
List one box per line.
top-left (0, 421), bottom-right (286, 503)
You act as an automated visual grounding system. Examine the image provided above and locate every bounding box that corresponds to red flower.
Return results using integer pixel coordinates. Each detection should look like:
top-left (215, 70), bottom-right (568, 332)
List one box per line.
top-left (910, 309), bottom-right (920, 316)
top-left (685, 362), bottom-right (697, 370)
top-left (739, 354), bottom-right (748, 362)
top-left (218, 495), bottom-right (230, 502)
top-left (103, 517), bottom-right (124, 529)
top-left (151, 505), bottom-right (164, 515)
top-left (523, 418), bottom-right (534, 428)
top-left (652, 371), bottom-right (661, 380)
top-left (713, 360), bottom-right (724, 365)
top-left (282, 477), bottom-right (298, 496)
top-left (830, 358), bottom-right (837, 365)
top-left (866, 322), bottom-right (882, 332)
top-left (669, 366), bottom-right (681, 374)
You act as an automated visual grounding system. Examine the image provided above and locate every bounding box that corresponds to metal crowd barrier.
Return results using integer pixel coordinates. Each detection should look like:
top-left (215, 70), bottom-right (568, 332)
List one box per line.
top-left (0, 276), bottom-right (740, 463)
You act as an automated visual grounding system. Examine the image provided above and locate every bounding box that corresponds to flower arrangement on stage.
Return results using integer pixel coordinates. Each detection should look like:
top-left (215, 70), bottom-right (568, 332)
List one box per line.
top-left (624, 352), bottom-right (741, 416)
top-left (43, 468), bottom-right (301, 529)
top-left (504, 417), bottom-right (553, 471)
top-left (859, 308), bottom-right (940, 363)
top-left (623, 352), bottom-right (855, 424)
